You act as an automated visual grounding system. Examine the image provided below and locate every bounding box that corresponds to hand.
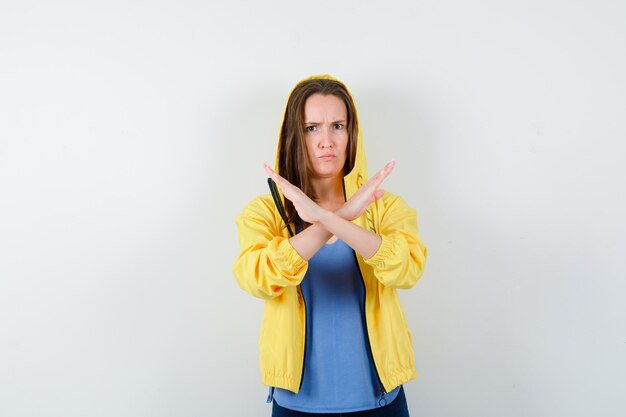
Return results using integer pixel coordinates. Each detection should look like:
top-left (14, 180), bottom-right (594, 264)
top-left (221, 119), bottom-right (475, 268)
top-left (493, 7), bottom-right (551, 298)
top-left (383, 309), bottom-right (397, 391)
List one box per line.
top-left (263, 163), bottom-right (327, 224)
top-left (337, 160), bottom-right (395, 221)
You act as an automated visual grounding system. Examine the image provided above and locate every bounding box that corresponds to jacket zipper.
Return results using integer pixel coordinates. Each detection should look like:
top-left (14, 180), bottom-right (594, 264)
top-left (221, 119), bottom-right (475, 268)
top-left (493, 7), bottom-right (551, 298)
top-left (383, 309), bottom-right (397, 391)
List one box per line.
top-left (292, 224), bottom-right (307, 392)
top-left (352, 249), bottom-right (387, 399)
top-left (342, 179), bottom-right (387, 400)
top-left (297, 284), bottom-right (307, 391)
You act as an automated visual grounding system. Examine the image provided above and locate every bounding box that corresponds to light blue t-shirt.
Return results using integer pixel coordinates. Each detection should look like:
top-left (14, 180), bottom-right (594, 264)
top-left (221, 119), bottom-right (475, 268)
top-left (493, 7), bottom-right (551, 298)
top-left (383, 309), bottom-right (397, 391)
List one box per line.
top-left (273, 238), bottom-right (400, 413)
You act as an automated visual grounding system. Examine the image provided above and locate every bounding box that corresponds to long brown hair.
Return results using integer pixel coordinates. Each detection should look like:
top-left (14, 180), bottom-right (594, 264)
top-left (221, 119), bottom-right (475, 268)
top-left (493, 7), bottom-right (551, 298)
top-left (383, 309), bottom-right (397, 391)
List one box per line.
top-left (278, 77), bottom-right (359, 228)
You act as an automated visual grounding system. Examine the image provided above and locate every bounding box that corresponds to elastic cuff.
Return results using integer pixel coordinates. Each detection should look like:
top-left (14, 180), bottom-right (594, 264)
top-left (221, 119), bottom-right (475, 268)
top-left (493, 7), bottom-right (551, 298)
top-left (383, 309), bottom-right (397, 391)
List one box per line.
top-left (363, 234), bottom-right (393, 268)
top-left (276, 238), bottom-right (307, 272)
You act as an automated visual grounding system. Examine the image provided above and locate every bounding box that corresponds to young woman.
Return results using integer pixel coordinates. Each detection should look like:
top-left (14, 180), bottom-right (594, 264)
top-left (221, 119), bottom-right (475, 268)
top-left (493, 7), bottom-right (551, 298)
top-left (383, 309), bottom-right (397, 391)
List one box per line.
top-left (233, 75), bottom-right (427, 416)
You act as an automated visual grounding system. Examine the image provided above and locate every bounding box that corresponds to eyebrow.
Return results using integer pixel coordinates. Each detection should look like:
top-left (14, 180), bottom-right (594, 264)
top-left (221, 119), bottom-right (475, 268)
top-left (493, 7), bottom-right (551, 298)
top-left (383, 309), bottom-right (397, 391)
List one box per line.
top-left (304, 120), bottom-right (347, 124)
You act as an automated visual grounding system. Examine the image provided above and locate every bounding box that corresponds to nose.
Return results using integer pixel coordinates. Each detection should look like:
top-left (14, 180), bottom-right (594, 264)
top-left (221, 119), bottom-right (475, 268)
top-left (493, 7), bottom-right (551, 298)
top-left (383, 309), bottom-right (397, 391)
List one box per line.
top-left (319, 126), bottom-right (333, 149)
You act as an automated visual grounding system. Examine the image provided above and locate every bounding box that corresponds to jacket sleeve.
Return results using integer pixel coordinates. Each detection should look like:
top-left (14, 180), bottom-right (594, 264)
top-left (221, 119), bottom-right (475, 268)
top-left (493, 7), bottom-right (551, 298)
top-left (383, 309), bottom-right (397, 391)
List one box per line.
top-left (362, 193), bottom-right (427, 289)
top-left (232, 196), bottom-right (308, 300)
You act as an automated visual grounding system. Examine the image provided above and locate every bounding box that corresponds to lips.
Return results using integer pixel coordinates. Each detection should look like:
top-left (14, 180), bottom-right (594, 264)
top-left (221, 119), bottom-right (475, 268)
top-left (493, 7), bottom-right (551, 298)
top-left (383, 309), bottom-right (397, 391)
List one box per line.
top-left (319, 154), bottom-right (335, 159)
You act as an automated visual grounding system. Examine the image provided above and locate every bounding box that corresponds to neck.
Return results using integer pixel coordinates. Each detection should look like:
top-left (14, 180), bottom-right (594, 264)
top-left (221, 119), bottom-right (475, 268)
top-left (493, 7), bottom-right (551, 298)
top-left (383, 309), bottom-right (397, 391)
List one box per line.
top-left (311, 176), bottom-right (345, 203)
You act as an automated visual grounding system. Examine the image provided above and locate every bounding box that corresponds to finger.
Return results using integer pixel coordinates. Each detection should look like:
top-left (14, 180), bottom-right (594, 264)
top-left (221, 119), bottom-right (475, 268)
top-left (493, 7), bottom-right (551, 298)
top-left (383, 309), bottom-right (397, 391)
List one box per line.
top-left (263, 162), bottom-right (276, 178)
top-left (263, 163), bottom-right (306, 205)
top-left (380, 159), bottom-right (396, 176)
top-left (367, 189), bottom-right (384, 204)
top-left (371, 160), bottom-right (395, 186)
top-left (373, 160), bottom-right (394, 179)
top-left (264, 162), bottom-right (289, 187)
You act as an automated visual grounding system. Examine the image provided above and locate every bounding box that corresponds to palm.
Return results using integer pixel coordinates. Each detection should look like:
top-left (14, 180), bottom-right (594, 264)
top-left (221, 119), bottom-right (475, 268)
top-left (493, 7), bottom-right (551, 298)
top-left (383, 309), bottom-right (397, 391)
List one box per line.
top-left (341, 160), bottom-right (395, 221)
top-left (263, 163), bottom-right (324, 223)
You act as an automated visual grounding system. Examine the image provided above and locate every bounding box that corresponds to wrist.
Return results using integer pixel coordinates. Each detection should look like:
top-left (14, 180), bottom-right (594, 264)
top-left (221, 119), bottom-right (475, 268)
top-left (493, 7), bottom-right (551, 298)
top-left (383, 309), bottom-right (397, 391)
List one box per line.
top-left (315, 208), bottom-right (334, 226)
top-left (334, 205), bottom-right (347, 220)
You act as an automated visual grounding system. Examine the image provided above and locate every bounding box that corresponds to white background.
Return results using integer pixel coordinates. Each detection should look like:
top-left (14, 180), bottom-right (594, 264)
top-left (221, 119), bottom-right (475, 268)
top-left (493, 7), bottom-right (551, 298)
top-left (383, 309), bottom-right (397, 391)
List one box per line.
top-left (1, 1), bottom-right (625, 416)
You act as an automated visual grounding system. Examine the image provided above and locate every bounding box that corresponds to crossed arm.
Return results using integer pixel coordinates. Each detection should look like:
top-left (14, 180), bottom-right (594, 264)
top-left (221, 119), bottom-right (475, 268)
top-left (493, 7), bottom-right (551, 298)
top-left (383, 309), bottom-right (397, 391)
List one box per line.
top-left (234, 160), bottom-right (427, 299)
top-left (263, 160), bottom-right (395, 261)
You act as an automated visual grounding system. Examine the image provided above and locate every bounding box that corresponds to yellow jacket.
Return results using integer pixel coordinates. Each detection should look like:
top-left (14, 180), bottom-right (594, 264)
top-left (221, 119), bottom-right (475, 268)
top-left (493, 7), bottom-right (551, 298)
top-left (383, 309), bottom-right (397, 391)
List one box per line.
top-left (232, 75), bottom-right (427, 394)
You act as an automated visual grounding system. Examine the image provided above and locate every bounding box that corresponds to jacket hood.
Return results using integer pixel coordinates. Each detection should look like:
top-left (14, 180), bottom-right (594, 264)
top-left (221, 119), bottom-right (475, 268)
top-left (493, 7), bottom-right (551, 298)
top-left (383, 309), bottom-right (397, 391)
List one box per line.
top-left (273, 74), bottom-right (368, 201)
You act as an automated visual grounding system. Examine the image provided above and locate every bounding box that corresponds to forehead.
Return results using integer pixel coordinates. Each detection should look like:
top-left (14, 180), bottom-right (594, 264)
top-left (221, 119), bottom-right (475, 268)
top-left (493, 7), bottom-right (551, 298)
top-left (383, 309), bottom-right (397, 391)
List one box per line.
top-left (304, 94), bottom-right (347, 121)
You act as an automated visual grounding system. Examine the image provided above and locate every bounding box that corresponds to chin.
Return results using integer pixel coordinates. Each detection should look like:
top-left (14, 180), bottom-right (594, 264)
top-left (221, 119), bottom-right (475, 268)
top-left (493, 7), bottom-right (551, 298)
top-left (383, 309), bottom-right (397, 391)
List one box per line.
top-left (315, 170), bottom-right (343, 179)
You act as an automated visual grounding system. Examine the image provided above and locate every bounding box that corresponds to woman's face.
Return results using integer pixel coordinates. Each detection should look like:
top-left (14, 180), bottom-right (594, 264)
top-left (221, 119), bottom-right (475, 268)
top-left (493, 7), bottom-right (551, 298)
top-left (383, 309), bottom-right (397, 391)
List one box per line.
top-left (303, 93), bottom-right (349, 181)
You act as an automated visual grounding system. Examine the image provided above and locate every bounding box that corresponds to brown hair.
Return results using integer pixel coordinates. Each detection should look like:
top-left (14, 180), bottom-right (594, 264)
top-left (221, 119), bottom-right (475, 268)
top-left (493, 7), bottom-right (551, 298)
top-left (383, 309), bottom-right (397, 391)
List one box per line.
top-left (278, 77), bottom-right (359, 228)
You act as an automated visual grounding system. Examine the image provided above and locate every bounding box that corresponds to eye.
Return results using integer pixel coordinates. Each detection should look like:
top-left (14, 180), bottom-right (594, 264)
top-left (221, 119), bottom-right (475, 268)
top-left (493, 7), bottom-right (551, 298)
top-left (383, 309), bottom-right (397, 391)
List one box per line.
top-left (333, 123), bottom-right (344, 130)
top-left (305, 125), bottom-right (316, 132)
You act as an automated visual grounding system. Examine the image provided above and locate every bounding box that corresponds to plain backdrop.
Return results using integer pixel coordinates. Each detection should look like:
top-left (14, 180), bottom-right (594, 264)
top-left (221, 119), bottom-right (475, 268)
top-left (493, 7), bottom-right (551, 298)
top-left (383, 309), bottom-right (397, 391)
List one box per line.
top-left (1, 1), bottom-right (625, 416)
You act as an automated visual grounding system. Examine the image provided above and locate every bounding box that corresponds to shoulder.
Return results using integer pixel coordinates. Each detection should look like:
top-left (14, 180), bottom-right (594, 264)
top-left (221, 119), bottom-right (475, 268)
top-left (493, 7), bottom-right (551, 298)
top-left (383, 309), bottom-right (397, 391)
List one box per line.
top-left (240, 193), bottom-right (276, 214)
top-left (235, 194), bottom-right (280, 225)
top-left (378, 191), bottom-right (414, 211)
top-left (370, 191), bottom-right (417, 224)
top-left (379, 190), bottom-right (403, 204)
